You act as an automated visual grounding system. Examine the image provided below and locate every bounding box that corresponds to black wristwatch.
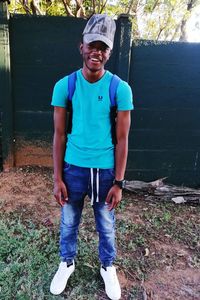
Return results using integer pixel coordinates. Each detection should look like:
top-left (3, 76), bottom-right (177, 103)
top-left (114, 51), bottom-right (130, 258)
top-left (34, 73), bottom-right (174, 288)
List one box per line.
top-left (113, 179), bottom-right (126, 189)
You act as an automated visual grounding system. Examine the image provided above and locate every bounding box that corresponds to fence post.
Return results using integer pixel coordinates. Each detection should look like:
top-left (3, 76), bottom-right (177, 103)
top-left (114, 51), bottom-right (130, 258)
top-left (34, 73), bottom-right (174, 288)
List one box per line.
top-left (115, 14), bottom-right (132, 81)
top-left (0, 2), bottom-right (14, 170)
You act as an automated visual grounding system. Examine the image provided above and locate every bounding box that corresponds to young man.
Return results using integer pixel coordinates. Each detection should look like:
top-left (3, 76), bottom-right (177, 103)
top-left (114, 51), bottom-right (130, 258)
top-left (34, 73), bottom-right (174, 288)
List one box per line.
top-left (50, 14), bottom-right (133, 300)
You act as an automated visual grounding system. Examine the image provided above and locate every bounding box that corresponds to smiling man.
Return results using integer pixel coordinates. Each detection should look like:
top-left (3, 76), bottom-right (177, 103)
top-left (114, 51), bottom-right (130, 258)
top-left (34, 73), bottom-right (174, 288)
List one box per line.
top-left (50, 14), bottom-right (133, 300)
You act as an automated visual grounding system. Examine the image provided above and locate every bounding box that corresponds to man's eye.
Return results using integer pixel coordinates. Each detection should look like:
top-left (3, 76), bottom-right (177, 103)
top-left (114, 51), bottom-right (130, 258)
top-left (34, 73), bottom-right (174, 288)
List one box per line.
top-left (100, 47), bottom-right (108, 52)
top-left (87, 45), bottom-right (109, 52)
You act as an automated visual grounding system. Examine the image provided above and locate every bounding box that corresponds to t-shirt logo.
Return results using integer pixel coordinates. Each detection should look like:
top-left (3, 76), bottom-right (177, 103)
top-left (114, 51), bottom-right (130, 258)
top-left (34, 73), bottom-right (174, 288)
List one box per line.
top-left (98, 96), bottom-right (103, 101)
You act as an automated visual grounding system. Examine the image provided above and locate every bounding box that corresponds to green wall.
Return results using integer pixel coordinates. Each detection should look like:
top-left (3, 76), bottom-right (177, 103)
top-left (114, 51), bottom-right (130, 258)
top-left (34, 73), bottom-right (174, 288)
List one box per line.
top-left (128, 41), bottom-right (200, 186)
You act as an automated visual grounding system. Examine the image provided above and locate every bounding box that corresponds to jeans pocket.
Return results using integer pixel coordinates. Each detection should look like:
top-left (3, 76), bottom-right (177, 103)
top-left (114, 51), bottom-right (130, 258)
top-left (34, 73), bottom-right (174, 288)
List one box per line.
top-left (98, 168), bottom-right (115, 201)
top-left (100, 168), bottom-right (115, 181)
top-left (63, 162), bottom-right (71, 172)
top-left (108, 168), bottom-right (115, 178)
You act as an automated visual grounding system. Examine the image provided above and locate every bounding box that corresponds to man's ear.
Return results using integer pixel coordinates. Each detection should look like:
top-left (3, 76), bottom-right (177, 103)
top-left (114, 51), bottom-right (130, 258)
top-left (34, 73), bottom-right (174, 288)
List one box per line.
top-left (79, 43), bottom-right (83, 55)
top-left (108, 49), bottom-right (112, 59)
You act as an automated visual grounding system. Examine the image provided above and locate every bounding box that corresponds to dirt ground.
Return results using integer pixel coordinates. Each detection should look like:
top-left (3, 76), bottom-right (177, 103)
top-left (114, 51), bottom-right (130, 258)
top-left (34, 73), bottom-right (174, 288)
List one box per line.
top-left (0, 166), bottom-right (199, 300)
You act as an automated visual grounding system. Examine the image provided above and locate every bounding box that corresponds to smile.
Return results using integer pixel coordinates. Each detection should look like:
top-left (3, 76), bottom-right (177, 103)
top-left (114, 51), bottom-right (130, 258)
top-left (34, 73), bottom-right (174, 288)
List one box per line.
top-left (90, 57), bottom-right (102, 63)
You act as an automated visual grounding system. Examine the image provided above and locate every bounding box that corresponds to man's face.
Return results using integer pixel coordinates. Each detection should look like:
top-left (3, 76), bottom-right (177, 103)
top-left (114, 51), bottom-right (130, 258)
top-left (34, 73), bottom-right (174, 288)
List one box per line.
top-left (80, 41), bottom-right (111, 73)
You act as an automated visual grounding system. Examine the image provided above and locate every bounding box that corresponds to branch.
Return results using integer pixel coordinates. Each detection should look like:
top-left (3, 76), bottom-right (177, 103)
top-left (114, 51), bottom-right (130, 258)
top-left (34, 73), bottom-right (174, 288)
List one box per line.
top-left (126, 0), bottom-right (139, 15)
top-left (92, 0), bottom-right (96, 14)
top-left (99, 0), bottom-right (108, 14)
top-left (19, 0), bottom-right (32, 14)
top-left (152, 0), bottom-right (160, 11)
top-left (125, 178), bottom-right (200, 205)
top-left (61, 0), bottom-right (74, 16)
top-left (156, 6), bottom-right (175, 41)
top-left (156, 26), bottom-right (164, 40)
top-left (179, 19), bottom-right (187, 41)
top-left (30, 0), bottom-right (43, 15)
top-left (170, 23), bottom-right (181, 41)
top-left (179, 0), bottom-right (199, 41)
top-left (75, 0), bottom-right (85, 17)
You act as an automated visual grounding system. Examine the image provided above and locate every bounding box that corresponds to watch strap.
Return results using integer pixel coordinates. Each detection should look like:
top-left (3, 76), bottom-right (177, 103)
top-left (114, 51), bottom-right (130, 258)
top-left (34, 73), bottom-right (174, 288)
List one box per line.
top-left (113, 179), bottom-right (126, 189)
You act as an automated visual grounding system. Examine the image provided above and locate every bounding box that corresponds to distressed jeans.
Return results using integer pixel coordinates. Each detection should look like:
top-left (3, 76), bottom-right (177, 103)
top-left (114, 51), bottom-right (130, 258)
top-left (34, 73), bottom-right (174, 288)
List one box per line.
top-left (60, 163), bottom-right (116, 267)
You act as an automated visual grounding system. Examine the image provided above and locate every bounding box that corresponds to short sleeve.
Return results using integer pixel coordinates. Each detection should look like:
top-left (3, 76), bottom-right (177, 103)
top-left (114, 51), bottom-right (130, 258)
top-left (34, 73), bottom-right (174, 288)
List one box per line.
top-left (51, 76), bottom-right (69, 107)
top-left (116, 80), bottom-right (134, 111)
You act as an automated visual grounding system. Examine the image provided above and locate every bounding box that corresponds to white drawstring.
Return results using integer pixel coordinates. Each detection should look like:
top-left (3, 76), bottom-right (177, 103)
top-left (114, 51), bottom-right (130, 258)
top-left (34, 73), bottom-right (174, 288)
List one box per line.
top-left (96, 168), bottom-right (99, 202)
top-left (90, 168), bottom-right (100, 205)
top-left (90, 168), bottom-right (94, 205)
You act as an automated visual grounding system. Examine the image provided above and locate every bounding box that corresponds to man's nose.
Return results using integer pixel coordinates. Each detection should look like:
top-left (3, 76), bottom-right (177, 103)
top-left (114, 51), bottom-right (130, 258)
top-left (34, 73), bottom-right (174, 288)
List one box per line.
top-left (91, 47), bottom-right (102, 53)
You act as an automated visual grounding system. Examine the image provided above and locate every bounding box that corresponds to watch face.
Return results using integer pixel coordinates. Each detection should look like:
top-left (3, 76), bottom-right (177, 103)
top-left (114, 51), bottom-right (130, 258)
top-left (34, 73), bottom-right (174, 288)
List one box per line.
top-left (122, 180), bottom-right (126, 188)
top-left (114, 180), bottom-right (126, 189)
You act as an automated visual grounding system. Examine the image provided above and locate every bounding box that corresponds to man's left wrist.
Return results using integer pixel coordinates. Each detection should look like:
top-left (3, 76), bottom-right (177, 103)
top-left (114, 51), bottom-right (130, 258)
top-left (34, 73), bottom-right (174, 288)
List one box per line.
top-left (113, 179), bottom-right (126, 189)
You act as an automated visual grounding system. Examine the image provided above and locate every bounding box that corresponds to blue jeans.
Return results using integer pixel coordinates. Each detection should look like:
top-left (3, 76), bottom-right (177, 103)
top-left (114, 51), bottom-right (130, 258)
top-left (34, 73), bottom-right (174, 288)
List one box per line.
top-left (60, 163), bottom-right (116, 267)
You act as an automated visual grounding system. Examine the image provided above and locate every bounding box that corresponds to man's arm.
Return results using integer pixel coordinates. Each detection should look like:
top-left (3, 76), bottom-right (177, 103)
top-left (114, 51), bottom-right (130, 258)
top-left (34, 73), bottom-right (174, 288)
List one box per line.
top-left (53, 106), bottom-right (68, 206)
top-left (106, 110), bottom-right (131, 210)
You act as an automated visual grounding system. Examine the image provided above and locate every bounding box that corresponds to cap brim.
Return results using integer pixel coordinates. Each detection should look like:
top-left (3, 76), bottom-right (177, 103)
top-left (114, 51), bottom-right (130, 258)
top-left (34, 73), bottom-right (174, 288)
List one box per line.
top-left (83, 34), bottom-right (113, 49)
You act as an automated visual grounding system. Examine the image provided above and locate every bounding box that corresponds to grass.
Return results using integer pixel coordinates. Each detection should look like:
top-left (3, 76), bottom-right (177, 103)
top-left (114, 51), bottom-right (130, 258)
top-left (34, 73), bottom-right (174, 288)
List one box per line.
top-left (0, 195), bottom-right (199, 299)
top-left (0, 216), bottom-right (59, 299)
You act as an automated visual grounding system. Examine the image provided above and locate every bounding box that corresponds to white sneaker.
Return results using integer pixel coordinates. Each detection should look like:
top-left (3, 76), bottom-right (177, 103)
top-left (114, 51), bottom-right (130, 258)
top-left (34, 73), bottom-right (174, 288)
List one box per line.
top-left (100, 265), bottom-right (121, 300)
top-left (50, 261), bottom-right (75, 295)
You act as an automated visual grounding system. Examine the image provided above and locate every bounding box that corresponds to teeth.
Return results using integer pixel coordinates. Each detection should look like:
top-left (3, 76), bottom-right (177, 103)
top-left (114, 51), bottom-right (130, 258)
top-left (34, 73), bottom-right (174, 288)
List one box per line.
top-left (91, 58), bottom-right (99, 62)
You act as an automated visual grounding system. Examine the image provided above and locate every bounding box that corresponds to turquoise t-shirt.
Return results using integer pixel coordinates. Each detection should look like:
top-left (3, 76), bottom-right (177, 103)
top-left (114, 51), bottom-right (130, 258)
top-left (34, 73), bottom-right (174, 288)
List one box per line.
top-left (51, 69), bottom-right (134, 168)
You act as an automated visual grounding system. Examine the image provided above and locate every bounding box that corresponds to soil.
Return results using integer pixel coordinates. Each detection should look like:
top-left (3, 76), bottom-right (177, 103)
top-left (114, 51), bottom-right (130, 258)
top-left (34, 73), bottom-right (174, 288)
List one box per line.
top-left (0, 166), bottom-right (199, 300)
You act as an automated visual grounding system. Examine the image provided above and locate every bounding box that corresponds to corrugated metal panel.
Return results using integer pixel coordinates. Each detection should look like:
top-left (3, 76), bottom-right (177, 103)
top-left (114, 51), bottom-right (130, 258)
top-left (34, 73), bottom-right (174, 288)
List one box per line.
top-left (128, 41), bottom-right (200, 186)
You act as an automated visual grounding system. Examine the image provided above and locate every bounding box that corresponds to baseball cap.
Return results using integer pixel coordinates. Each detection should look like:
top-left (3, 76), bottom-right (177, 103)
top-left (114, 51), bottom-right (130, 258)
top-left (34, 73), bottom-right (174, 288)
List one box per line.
top-left (83, 14), bottom-right (116, 49)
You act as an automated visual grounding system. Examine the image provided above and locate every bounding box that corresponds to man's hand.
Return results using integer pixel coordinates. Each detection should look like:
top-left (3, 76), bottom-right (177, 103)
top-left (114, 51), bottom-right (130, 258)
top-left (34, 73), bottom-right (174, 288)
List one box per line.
top-left (54, 180), bottom-right (68, 207)
top-left (106, 185), bottom-right (122, 210)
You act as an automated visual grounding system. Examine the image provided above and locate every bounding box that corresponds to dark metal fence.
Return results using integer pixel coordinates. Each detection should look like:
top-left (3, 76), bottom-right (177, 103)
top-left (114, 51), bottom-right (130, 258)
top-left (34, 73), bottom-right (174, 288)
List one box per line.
top-left (128, 41), bottom-right (200, 186)
top-left (1, 3), bottom-right (200, 186)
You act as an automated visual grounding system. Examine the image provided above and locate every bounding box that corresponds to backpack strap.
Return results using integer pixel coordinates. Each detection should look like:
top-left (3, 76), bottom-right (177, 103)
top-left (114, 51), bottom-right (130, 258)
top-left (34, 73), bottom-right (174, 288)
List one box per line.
top-left (68, 71), bottom-right (77, 102)
top-left (109, 74), bottom-right (121, 145)
top-left (66, 71), bottom-right (77, 133)
top-left (109, 74), bottom-right (121, 107)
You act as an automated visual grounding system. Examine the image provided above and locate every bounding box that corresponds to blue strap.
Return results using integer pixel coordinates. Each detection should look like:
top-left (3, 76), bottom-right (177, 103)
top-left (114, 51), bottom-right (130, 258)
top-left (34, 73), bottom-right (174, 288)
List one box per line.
top-left (109, 74), bottom-right (121, 107)
top-left (68, 71), bottom-right (77, 101)
top-left (68, 72), bottom-right (120, 105)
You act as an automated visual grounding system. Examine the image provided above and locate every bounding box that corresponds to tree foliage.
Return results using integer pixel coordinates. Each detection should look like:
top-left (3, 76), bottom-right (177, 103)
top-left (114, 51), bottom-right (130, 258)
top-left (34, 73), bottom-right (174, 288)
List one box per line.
top-left (8, 0), bottom-right (200, 41)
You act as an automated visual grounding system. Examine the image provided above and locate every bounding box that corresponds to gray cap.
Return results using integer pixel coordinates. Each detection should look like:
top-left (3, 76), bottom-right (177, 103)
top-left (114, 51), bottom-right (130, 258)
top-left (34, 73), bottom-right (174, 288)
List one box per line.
top-left (83, 14), bottom-right (116, 49)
